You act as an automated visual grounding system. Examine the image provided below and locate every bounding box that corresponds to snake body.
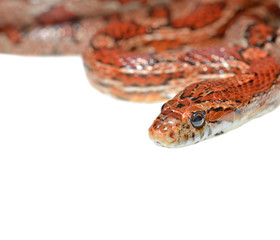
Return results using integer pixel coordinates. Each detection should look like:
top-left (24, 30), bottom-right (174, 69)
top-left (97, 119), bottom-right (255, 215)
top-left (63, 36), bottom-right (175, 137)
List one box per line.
top-left (1, 0), bottom-right (280, 147)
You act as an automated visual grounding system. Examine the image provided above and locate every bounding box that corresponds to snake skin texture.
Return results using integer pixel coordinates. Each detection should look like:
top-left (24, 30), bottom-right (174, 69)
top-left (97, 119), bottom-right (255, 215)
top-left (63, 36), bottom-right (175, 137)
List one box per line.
top-left (1, 0), bottom-right (280, 147)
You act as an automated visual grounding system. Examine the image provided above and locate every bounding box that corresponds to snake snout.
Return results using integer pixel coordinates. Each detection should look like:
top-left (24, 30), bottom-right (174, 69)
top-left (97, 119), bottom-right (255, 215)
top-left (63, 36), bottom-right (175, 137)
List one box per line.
top-left (149, 114), bottom-right (181, 147)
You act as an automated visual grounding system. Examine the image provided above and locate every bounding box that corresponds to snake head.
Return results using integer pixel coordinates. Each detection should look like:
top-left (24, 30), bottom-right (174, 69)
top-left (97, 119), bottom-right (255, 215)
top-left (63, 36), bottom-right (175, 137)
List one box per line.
top-left (149, 81), bottom-right (238, 147)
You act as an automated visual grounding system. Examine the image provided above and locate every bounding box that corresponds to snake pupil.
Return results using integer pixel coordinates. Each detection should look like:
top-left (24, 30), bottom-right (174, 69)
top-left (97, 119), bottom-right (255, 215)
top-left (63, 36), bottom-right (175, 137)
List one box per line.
top-left (191, 111), bottom-right (206, 128)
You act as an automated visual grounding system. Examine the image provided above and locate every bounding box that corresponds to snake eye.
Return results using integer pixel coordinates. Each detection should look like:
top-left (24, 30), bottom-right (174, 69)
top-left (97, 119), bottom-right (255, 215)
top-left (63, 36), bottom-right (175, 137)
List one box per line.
top-left (190, 111), bottom-right (206, 129)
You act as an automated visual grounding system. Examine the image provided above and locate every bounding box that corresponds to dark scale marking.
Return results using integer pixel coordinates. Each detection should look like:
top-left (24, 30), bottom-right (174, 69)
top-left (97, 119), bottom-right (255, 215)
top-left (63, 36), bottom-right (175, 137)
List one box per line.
top-left (208, 107), bottom-right (224, 112)
top-left (201, 131), bottom-right (205, 139)
top-left (161, 103), bottom-right (166, 111)
top-left (208, 128), bottom-right (212, 137)
top-left (158, 115), bottom-right (168, 122)
top-left (90, 39), bottom-right (98, 51)
top-left (191, 96), bottom-right (201, 101)
top-left (180, 92), bottom-right (193, 99)
top-left (244, 23), bottom-right (256, 39)
top-left (184, 58), bottom-right (196, 65)
top-left (237, 48), bottom-right (246, 56)
top-left (97, 81), bottom-right (108, 87)
top-left (215, 131), bottom-right (224, 136)
top-left (206, 91), bottom-right (218, 97)
top-left (191, 92), bottom-right (204, 101)
top-left (83, 62), bottom-right (92, 71)
top-left (234, 109), bottom-right (242, 115)
top-left (180, 83), bottom-right (200, 99)
top-left (177, 103), bottom-right (185, 108)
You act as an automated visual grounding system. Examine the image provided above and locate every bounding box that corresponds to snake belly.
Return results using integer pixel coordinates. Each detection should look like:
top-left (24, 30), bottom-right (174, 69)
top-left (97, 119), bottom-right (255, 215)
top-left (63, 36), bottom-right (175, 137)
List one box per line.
top-left (1, 0), bottom-right (280, 147)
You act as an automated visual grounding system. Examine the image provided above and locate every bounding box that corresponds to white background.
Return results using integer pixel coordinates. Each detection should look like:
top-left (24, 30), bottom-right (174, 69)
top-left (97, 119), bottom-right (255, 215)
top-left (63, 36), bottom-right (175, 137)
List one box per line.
top-left (0, 54), bottom-right (280, 240)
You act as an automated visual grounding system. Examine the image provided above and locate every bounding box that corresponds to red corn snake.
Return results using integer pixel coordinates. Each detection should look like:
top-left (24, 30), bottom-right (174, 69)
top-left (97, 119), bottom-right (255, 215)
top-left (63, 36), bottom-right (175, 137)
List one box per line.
top-left (1, 0), bottom-right (280, 147)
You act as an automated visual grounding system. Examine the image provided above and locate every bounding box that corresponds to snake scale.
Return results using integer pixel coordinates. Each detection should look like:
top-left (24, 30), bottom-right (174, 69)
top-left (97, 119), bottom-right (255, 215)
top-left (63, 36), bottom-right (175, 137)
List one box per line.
top-left (1, 0), bottom-right (280, 147)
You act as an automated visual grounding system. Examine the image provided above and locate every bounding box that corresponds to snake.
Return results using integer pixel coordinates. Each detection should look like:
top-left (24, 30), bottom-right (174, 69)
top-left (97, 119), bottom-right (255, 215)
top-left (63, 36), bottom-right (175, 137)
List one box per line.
top-left (1, 0), bottom-right (280, 148)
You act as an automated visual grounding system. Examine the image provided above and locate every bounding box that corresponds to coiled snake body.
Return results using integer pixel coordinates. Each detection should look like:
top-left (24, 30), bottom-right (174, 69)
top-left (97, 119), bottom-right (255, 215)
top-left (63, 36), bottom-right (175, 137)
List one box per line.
top-left (1, 0), bottom-right (280, 147)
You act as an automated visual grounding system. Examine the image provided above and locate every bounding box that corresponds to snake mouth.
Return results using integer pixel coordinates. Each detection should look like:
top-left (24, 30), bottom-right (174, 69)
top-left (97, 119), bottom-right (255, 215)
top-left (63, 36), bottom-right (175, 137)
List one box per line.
top-left (149, 129), bottom-right (201, 148)
top-left (149, 131), bottom-right (178, 148)
top-left (148, 122), bottom-right (202, 148)
top-left (149, 126), bottom-right (178, 148)
top-left (149, 125), bottom-right (216, 147)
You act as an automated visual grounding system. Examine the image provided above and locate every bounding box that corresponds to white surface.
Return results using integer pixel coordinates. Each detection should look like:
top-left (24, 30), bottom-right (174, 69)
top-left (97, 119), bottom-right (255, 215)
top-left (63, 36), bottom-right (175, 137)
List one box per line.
top-left (0, 54), bottom-right (280, 240)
